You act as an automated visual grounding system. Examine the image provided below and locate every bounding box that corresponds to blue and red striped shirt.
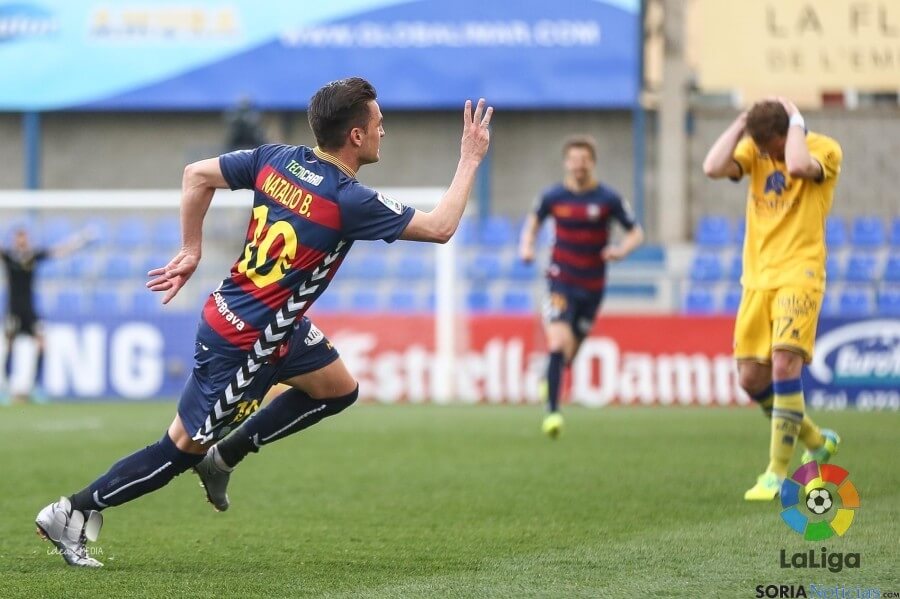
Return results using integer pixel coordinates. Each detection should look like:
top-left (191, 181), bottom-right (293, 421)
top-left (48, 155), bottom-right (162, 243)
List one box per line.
top-left (198, 144), bottom-right (414, 357)
top-left (535, 183), bottom-right (635, 294)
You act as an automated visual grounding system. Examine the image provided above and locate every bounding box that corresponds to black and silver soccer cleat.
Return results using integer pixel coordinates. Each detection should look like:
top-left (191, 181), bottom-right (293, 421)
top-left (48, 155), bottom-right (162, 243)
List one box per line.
top-left (193, 445), bottom-right (231, 512)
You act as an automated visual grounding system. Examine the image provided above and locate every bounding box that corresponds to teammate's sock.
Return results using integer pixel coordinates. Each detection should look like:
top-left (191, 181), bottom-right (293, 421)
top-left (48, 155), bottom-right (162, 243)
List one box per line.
top-left (546, 352), bottom-right (564, 413)
top-left (69, 433), bottom-right (202, 512)
top-left (751, 384), bottom-right (774, 418)
top-left (799, 414), bottom-right (825, 450)
top-left (216, 386), bottom-right (359, 469)
top-left (767, 378), bottom-right (804, 478)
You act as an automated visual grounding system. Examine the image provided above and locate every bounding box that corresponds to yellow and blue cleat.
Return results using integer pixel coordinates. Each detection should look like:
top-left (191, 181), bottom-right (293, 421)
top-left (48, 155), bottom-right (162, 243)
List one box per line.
top-left (542, 412), bottom-right (564, 439)
top-left (801, 429), bottom-right (840, 465)
top-left (744, 471), bottom-right (781, 501)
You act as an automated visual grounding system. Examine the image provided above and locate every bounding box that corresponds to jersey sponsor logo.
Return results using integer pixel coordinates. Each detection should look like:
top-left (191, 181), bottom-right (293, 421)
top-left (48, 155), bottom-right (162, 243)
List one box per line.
top-left (587, 204), bottom-right (600, 220)
top-left (285, 159), bottom-right (324, 186)
top-left (377, 192), bottom-right (403, 214)
top-left (305, 323), bottom-right (324, 346)
top-left (764, 171), bottom-right (788, 195)
top-left (212, 290), bottom-right (245, 331)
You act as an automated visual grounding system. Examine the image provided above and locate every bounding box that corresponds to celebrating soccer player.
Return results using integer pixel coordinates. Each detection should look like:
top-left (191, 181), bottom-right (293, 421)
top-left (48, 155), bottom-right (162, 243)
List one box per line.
top-left (35, 78), bottom-right (493, 567)
top-left (2, 228), bottom-right (93, 403)
top-left (702, 97), bottom-right (842, 501)
top-left (518, 135), bottom-right (644, 438)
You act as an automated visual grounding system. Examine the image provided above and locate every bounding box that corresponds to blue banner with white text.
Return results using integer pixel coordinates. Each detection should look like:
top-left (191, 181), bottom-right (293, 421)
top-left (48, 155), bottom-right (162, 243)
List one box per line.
top-left (0, 0), bottom-right (640, 110)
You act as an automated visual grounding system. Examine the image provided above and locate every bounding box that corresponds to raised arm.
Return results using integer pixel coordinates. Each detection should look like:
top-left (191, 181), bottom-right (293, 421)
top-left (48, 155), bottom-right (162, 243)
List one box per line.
top-left (48, 229), bottom-right (94, 259)
top-left (702, 112), bottom-right (748, 180)
top-left (400, 99), bottom-right (493, 243)
top-left (146, 157), bottom-right (230, 303)
top-left (779, 98), bottom-right (823, 181)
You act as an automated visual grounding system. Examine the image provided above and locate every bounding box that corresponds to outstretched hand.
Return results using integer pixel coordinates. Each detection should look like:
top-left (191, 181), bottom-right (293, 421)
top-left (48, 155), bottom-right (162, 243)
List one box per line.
top-left (146, 248), bottom-right (200, 304)
top-left (460, 98), bottom-right (493, 163)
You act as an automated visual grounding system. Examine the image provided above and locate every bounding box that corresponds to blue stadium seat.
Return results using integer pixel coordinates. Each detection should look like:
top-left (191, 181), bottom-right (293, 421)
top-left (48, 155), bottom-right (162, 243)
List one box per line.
top-left (683, 286), bottom-right (716, 315)
top-left (478, 216), bottom-right (515, 247)
top-left (104, 255), bottom-right (133, 280)
top-left (723, 286), bottom-right (743, 313)
top-left (733, 217), bottom-right (746, 246)
top-left (883, 254), bottom-right (900, 283)
top-left (67, 254), bottom-right (95, 279)
top-left (39, 258), bottom-right (68, 280)
top-left (825, 217), bottom-right (847, 249)
top-left (500, 289), bottom-right (533, 313)
top-left (34, 292), bottom-right (52, 314)
top-left (537, 222), bottom-right (554, 247)
top-left (341, 254), bottom-right (388, 280)
top-left (844, 253), bottom-right (878, 283)
top-left (55, 290), bottom-right (87, 315)
top-left (838, 288), bottom-right (874, 317)
top-left (132, 290), bottom-right (163, 315)
top-left (349, 289), bottom-right (381, 312)
top-left (625, 244), bottom-right (666, 265)
top-left (311, 292), bottom-right (341, 312)
top-left (387, 289), bottom-right (421, 312)
top-left (152, 217), bottom-right (181, 250)
top-left (877, 287), bottom-right (900, 316)
top-left (825, 255), bottom-right (842, 281)
top-left (689, 253), bottom-right (723, 282)
top-left (116, 218), bottom-right (150, 249)
top-left (695, 216), bottom-right (732, 247)
top-left (890, 217), bottom-right (900, 247)
top-left (395, 254), bottom-right (432, 280)
top-left (727, 254), bottom-right (742, 282)
top-left (466, 289), bottom-right (493, 312)
top-left (91, 290), bottom-right (122, 314)
top-left (467, 254), bottom-right (504, 280)
top-left (851, 216), bottom-right (886, 248)
top-left (507, 259), bottom-right (537, 281)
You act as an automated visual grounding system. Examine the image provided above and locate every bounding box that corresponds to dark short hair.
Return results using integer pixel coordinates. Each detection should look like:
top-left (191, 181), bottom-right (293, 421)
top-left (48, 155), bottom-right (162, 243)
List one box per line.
top-left (308, 77), bottom-right (377, 150)
top-left (746, 101), bottom-right (789, 146)
top-left (562, 135), bottom-right (597, 161)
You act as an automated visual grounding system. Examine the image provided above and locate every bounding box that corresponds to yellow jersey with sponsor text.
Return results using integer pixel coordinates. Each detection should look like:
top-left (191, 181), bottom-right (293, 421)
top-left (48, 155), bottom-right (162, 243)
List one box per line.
top-left (732, 131), bottom-right (842, 291)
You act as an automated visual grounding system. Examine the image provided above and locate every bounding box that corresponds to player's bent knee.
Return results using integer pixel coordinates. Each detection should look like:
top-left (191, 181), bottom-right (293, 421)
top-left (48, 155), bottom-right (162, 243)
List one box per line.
top-left (771, 350), bottom-right (803, 380)
top-left (167, 415), bottom-right (209, 455)
top-left (325, 384), bottom-right (359, 414)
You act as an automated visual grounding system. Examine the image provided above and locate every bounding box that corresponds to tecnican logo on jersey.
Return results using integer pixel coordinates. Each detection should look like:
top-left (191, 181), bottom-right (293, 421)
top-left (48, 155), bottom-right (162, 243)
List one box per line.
top-left (377, 193), bottom-right (403, 214)
top-left (285, 159), bottom-right (324, 186)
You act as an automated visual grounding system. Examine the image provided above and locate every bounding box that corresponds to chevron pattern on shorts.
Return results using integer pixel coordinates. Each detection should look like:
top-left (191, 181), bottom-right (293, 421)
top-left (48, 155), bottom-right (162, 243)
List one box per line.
top-left (193, 241), bottom-right (346, 443)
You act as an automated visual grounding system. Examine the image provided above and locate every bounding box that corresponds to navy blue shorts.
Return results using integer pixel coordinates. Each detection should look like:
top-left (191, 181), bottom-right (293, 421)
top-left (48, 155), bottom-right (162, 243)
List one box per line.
top-left (543, 286), bottom-right (603, 339)
top-left (177, 317), bottom-right (339, 442)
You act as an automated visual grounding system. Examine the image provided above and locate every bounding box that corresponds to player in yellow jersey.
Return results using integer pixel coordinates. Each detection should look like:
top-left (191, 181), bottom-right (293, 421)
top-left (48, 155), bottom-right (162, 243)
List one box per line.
top-left (702, 98), bottom-right (842, 501)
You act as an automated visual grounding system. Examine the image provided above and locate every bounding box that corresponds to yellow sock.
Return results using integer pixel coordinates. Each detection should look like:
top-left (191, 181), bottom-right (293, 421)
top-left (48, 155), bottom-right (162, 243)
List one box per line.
top-left (799, 414), bottom-right (825, 450)
top-left (767, 378), bottom-right (804, 478)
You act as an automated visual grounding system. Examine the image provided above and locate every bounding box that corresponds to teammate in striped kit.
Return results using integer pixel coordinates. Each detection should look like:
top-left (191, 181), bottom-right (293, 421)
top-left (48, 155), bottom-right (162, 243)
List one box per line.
top-left (35, 78), bottom-right (493, 567)
top-left (519, 135), bottom-right (644, 438)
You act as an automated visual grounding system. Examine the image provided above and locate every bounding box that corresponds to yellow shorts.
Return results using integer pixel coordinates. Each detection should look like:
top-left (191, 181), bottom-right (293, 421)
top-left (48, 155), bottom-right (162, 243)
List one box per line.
top-left (733, 286), bottom-right (823, 363)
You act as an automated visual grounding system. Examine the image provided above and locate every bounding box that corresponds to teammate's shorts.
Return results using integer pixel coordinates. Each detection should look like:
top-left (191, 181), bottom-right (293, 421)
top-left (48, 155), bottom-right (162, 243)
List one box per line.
top-left (733, 286), bottom-right (824, 363)
top-left (178, 317), bottom-right (339, 442)
top-left (4, 310), bottom-right (41, 337)
top-left (543, 285), bottom-right (604, 340)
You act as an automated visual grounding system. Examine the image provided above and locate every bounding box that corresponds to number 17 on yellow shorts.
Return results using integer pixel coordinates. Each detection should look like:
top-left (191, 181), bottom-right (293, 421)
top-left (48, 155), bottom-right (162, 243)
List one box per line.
top-left (733, 286), bottom-right (824, 363)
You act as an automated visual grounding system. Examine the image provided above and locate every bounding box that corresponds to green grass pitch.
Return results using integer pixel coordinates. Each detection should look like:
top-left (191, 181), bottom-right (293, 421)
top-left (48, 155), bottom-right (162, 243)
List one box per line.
top-left (1, 403), bottom-right (898, 598)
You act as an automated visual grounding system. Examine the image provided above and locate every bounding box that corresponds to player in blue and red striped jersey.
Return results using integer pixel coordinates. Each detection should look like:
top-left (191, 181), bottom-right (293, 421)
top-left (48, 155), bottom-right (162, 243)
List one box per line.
top-left (35, 78), bottom-right (493, 567)
top-left (519, 135), bottom-right (644, 438)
